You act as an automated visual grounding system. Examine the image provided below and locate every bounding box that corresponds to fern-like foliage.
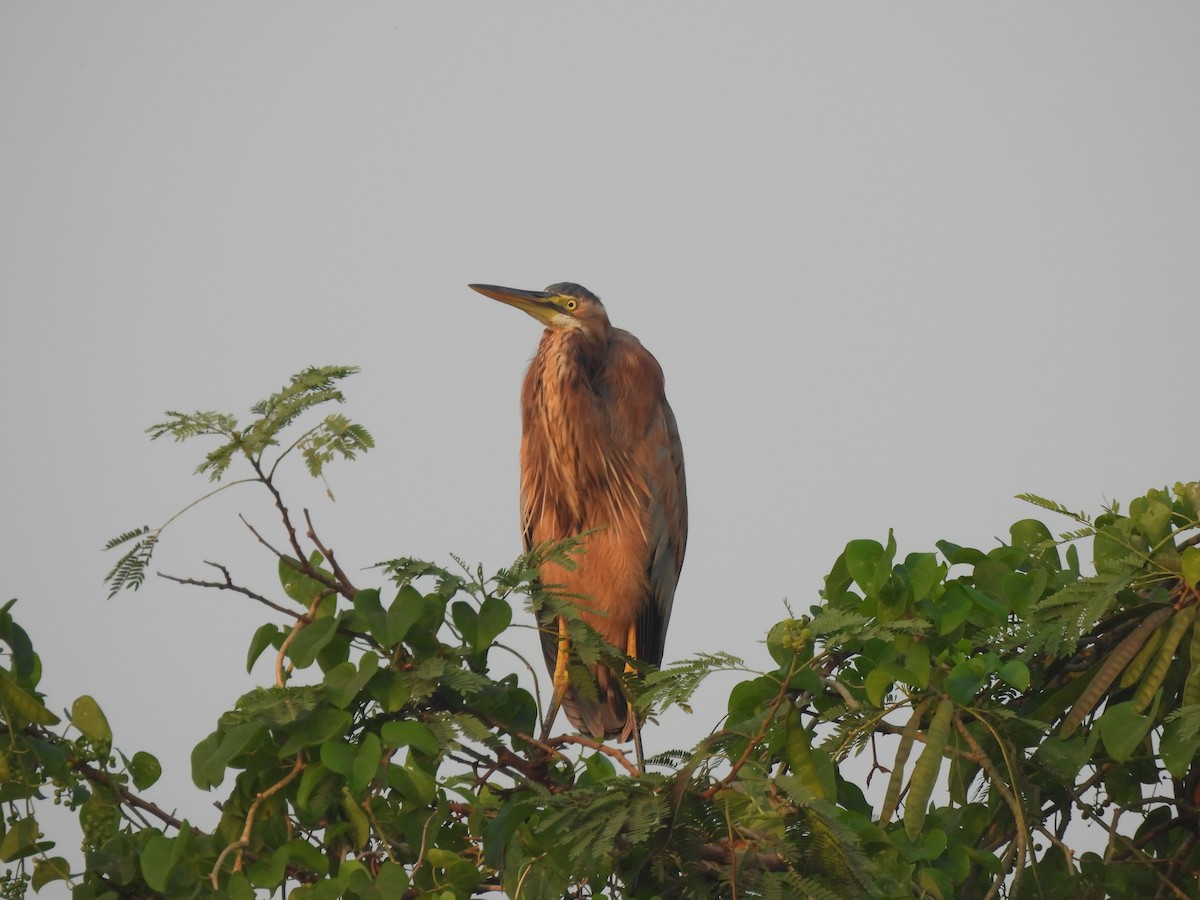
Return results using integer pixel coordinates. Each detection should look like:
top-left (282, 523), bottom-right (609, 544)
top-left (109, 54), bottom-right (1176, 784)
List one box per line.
top-left (637, 651), bottom-right (744, 717)
top-left (148, 366), bottom-right (367, 482)
top-left (1008, 572), bottom-right (1134, 659)
top-left (102, 528), bottom-right (158, 599)
top-left (1016, 493), bottom-right (1093, 525)
top-left (299, 413), bottom-right (374, 478)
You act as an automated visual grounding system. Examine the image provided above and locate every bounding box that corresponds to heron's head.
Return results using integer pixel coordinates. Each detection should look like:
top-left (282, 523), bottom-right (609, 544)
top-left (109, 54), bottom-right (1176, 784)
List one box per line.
top-left (469, 282), bottom-right (609, 337)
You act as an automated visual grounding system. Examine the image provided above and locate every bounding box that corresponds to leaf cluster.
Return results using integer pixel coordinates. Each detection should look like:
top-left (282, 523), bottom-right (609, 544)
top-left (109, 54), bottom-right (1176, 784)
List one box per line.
top-left (9, 370), bottom-right (1200, 899)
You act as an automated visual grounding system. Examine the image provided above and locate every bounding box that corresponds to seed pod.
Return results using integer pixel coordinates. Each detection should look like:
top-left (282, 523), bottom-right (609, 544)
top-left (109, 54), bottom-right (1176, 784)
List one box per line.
top-left (880, 698), bottom-right (929, 826)
top-left (1183, 611), bottom-right (1200, 707)
top-left (784, 704), bottom-right (829, 801)
top-left (904, 697), bottom-right (953, 841)
top-left (1061, 606), bottom-right (1173, 738)
top-left (1119, 624), bottom-right (1165, 689)
top-left (1133, 604), bottom-right (1197, 713)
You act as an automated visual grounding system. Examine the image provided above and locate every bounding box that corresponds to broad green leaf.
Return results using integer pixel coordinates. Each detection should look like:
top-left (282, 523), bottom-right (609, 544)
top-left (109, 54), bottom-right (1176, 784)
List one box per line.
top-left (845, 539), bottom-right (890, 598)
top-left (31, 856), bottom-right (70, 890)
top-left (320, 740), bottom-right (356, 776)
top-left (246, 623), bottom-right (281, 673)
top-left (128, 750), bottom-right (162, 790)
top-left (1010, 518), bottom-right (1056, 554)
top-left (931, 584), bottom-right (973, 635)
top-left (901, 552), bottom-right (943, 602)
top-left (352, 588), bottom-right (387, 640)
top-left (278, 707), bottom-right (352, 756)
top-left (451, 600), bottom-right (478, 646)
top-left (278, 553), bottom-right (334, 607)
top-left (1098, 701), bottom-right (1154, 762)
top-left (904, 642), bottom-right (931, 689)
top-left (350, 732), bottom-right (382, 793)
top-left (1034, 735), bottom-right (1091, 782)
top-left (1161, 716), bottom-right (1200, 778)
top-left (0, 815), bottom-right (40, 862)
top-left (71, 695), bottom-right (112, 744)
top-left (1131, 491), bottom-right (1174, 547)
top-left (385, 585), bottom-right (426, 646)
top-left (192, 722), bottom-right (265, 789)
top-left (1182, 547), bottom-right (1200, 590)
top-left (998, 659), bottom-right (1030, 692)
top-left (947, 659), bottom-right (987, 705)
top-left (864, 668), bottom-right (893, 707)
top-left (476, 596), bottom-right (512, 648)
top-left (288, 616), bottom-right (339, 668)
top-left (139, 833), bottom-right (176, 892)
top-left (381, 720), bottom-right (441, 756)
top-left (323, 652), bottom-right (379, 708)
top-left (0, 671), bottom-right (59, 725)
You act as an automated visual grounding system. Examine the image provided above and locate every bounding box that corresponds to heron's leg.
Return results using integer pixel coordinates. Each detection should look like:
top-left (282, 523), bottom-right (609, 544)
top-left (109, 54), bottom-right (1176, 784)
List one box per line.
top-left (540, 615), bottom-right (570, 741)
top-left (626, 624), bottom-right (645, 772)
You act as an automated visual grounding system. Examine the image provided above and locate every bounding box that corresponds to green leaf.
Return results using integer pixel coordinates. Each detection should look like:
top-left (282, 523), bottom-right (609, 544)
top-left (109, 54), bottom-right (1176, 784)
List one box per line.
top-left (1161, 715), bottom-right (1200, 778)
top-left (278, 707), bottom-right (352, 756)
top-left (31, 856), bottom-right (71, 890)
top-left (864, 668), bottom-right (893, 708)
top-left (385, 585), bottom-right (426, 646)
top-left (380, 720), bottom-right (441, 756)
top-left (845, 539), bottom-right (890, 598)
top-left (246, 623), bottom-right (281, 673)
top-left (451, 600), bottom-right (478, 646)
top-left (931, 584), bottom-right (973, 635)
top-left (128, 750), bottom-right (162, 790)
top-left (279, 554), bottom-right (334, 607)
top-left (1098, 701), bottom-right (1155, 762)
top-left (71, 695), bottom-right (112, 744)
top-left (476, 596), bottom-right (512, 649)
top-left (350, 732), bottom-right (382, 793)
top-left (320, 740), bottom-right (356, 776)
top-left (0, 815), bottom-right (40, 862)
top-left (192, 722), bottom-right (265, 789)
top-left (139, 833), bottom-right (177, 892)
top-left (323, 652), bottom-right (379, 708)
top-left (947, 659), bottom-right (987, 705)
top-left (0, 671), bottom-right (59, 725)
top-left (1182, 547), bottom-right (1200, 590)
top-left (288, 616), bottom-right (339, 668)
top-left (998, 659), bottom-right (1030, 692)
top-left (352, 588), bottom-right (386, 640)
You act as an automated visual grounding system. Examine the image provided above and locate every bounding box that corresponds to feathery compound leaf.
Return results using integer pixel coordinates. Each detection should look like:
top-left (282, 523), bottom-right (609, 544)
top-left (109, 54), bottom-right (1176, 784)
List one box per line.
top-left (147, 410), bottom-right (239, 442)
top-left (1014, 573), bottom-right (1134, 659)
top-left (300, 413), bottom-right (375, 478)
top-left (102, 525), bottom-right (151, 551)
top-left (1016, 493), bottom-right (1093, 524)
top-left (248, 365), bottom-right (359, 444)
top-left (638, 652), bottom-right (744, 716)
top-left (102, 532), bottom-right (159, 599)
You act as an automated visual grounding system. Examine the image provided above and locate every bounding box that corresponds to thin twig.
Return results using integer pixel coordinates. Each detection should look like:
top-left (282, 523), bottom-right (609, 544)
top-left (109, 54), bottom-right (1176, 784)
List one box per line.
top-left (303, 507), bottom-right (358, 597)
top-left (239, 514), bottom-right (287, 559)
top-left (955, 715), bottom-right (1027, 900)
top-left (701, 672), bottom-right (793, 800)
top-left (277, 595), bottom-right (323, 687)
top-left (158, 563), bottom-right (302, 620)
top-left (546, 734), bottom-right (639, 777)
top-left (66, 755), bottom-right (196, 834)
top-left (209, 754), bottom-right (307, 887)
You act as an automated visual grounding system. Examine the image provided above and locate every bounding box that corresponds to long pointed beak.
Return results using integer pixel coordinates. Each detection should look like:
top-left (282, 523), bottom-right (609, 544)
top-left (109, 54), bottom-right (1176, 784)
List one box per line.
top-left (468, 283), bottom-right (559, 324)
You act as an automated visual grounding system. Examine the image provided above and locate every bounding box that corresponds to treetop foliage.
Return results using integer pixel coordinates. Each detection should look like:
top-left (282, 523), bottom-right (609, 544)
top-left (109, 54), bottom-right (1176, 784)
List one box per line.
top-left (2, 367), bottom-right (1199, 898)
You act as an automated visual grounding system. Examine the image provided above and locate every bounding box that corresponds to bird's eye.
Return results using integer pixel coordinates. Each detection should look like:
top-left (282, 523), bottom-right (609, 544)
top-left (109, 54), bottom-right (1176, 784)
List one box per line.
top-left (565, 299), bottom-right (579, 311)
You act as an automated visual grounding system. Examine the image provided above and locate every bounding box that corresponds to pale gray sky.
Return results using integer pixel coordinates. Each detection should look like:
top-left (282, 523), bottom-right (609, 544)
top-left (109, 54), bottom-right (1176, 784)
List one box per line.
top-left (3, 4), bottom-right (1198, 888)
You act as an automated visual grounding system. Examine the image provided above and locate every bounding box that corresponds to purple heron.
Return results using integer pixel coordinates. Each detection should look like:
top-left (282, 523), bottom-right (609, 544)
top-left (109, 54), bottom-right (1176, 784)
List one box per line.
top-left (469, 282), bottom-right (687, 750)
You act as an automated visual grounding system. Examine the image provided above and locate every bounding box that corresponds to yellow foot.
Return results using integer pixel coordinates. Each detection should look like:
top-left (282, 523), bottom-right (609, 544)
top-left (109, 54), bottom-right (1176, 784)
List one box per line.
top-left (540, 615), bottom-right (570, 741)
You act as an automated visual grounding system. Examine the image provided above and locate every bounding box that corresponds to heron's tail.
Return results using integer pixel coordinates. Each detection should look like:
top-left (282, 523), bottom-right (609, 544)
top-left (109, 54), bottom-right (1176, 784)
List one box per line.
top-left (561, 664), bottom-right (638, 743)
